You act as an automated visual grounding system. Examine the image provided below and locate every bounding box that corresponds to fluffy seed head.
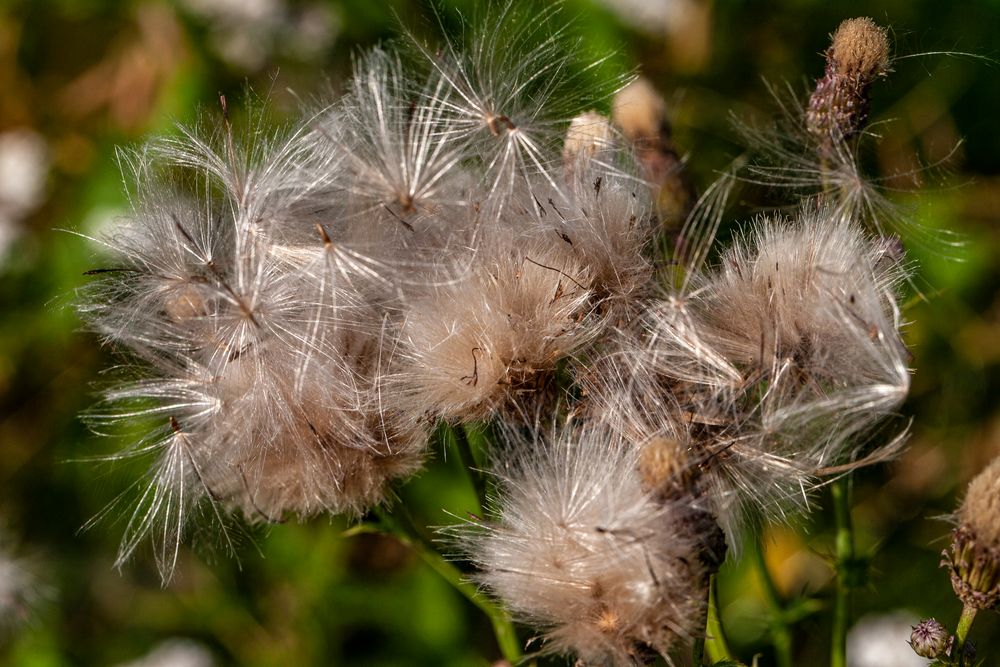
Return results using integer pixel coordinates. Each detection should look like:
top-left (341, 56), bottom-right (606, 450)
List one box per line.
top-left (457, 427), bottom-right (709, 665)
top-left (396, 234), bottom-right (596, 423)
top-left (80, 117), bottom-right (430, 580)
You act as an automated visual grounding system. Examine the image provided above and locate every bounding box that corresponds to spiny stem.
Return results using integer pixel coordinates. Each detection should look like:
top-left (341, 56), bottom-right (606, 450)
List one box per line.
top-left (372, 507), bottom-right (522, 663)
top-left (753, 534), bottom-right (793, 667)
top-left (830, 477), bottom-right (856, 667)
top-left (705, 574), bottom-right (734, 663)
top-left (953, 604), bottom-right (977, 667)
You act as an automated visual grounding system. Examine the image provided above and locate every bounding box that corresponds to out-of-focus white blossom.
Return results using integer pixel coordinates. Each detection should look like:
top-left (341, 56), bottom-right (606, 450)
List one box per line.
top-left (847, 612), bottom-right (930, 667)
top-left (0, 129), bottom-right (49, 264)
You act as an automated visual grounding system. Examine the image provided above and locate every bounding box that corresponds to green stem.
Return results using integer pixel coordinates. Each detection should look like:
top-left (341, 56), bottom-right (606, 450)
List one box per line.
top-left (373, 508), bottom-right (522, 663)
top-left (692, 635), bottom-right (706, 666)
top-left (753, 534), bottom-right (793, 667)
top-left (450, 423), bottom-right (487, 512)
top-left (830, 478), bottom-right (855, 667)
top-left (953, 604), bottom-right (977, 667)
top-left (705, 574), bottom-right (734, 663)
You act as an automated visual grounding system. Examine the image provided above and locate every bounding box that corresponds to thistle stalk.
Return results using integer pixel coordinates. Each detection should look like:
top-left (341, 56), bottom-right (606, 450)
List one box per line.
top-left (373, 507), bottom-right (522, 663)
top-left (953, 604), bottom-right (977, 667)
top-left (705, 574), bottom-right (734, 663)
top-left (753, 535), bottom-right (793, 667)
top-left (830, 478), bottom-right (857, 667)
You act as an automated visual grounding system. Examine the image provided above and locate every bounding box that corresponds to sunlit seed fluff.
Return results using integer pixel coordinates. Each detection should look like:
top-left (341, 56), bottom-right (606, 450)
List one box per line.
top-left (580, 335), bottom-right (798, 544)
top-left (81, 122), bottom-right (427, 580)
top-left (541, 157), bottom-right (657, 323)
top-left (410, 1), bottom-right (626, 215)
top-left (458, 427), bottom-right (708, 666)
top-left (694, 209), bottom-right (911, 431)
top-left (396, 233), bottom-right (597, 423)
top-left (315, 47), bottom-right (470, 227)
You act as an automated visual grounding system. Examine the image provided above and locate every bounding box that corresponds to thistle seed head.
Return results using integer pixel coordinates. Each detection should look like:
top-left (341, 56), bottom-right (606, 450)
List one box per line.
top-left (456, 427), bottom-right (711, 666)
top-left (944, 457), bottom-right (1000, 610)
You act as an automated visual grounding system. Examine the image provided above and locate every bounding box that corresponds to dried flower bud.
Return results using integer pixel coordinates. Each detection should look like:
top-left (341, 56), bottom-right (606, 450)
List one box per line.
top-left (943, 457), bottom-right (1000, 610)
top-left (909, 618), bottom-right (950, 659)
top-left (611, 77), bottom-right (692, 224)
top-left (806, 17), bottom-right (890, 145)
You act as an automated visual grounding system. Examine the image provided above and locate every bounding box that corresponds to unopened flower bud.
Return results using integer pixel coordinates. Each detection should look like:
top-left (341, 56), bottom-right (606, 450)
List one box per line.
top-left (806, 17), bottom-right (890, 145)
top-left (909, 618), bottom-right (950, 659)
top-left (942, 456), bottom-right (1000, 610)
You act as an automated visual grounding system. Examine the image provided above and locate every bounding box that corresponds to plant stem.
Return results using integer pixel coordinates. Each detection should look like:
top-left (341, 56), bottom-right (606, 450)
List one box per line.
top-left (692, 635), bottom-right (705, 666)
top-left (753, 534), bottom-right (793, 667)
top-left (705, 574), bottom-right (734, 663)
top-left (830, 477), bottom-right (855, 667)
top-left (451, 423), bottom-right (487, 512)
top-left (373, 508), bottom-right (522, 663)
top-left (953, 604), bottom-right (977, 667)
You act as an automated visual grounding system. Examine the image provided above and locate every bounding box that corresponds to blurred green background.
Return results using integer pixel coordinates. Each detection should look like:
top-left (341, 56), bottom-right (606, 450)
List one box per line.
top-left (1, 0), bottom-right (999, 665)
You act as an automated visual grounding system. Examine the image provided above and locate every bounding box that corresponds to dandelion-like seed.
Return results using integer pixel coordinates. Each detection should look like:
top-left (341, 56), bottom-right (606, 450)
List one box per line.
top-left (457, 427), bottom-right (711, 666)
top-left (396, 233), bottom-right (596, 423)
top-left (80, 117), bottom-right (427, 580)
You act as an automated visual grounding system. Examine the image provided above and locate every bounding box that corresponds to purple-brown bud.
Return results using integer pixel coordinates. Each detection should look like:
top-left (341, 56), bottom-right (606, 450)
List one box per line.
top-left (909, 618), bottom-right (950, 659)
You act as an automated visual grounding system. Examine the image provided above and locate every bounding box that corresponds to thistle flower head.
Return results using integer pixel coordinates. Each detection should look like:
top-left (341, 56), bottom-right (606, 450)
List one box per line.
top-left (943, 456), bottom-right (1000, 610)
top-left (586, 206), bottom-right (912, 543)
top-left (807, 17), bottom-right (890, 144)
top-left (456, 426), bottom-right (710, 666)
top-left (80, 116), bottom-right (429, 581)
top-left (396, 232), bottom-right (596, 423)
